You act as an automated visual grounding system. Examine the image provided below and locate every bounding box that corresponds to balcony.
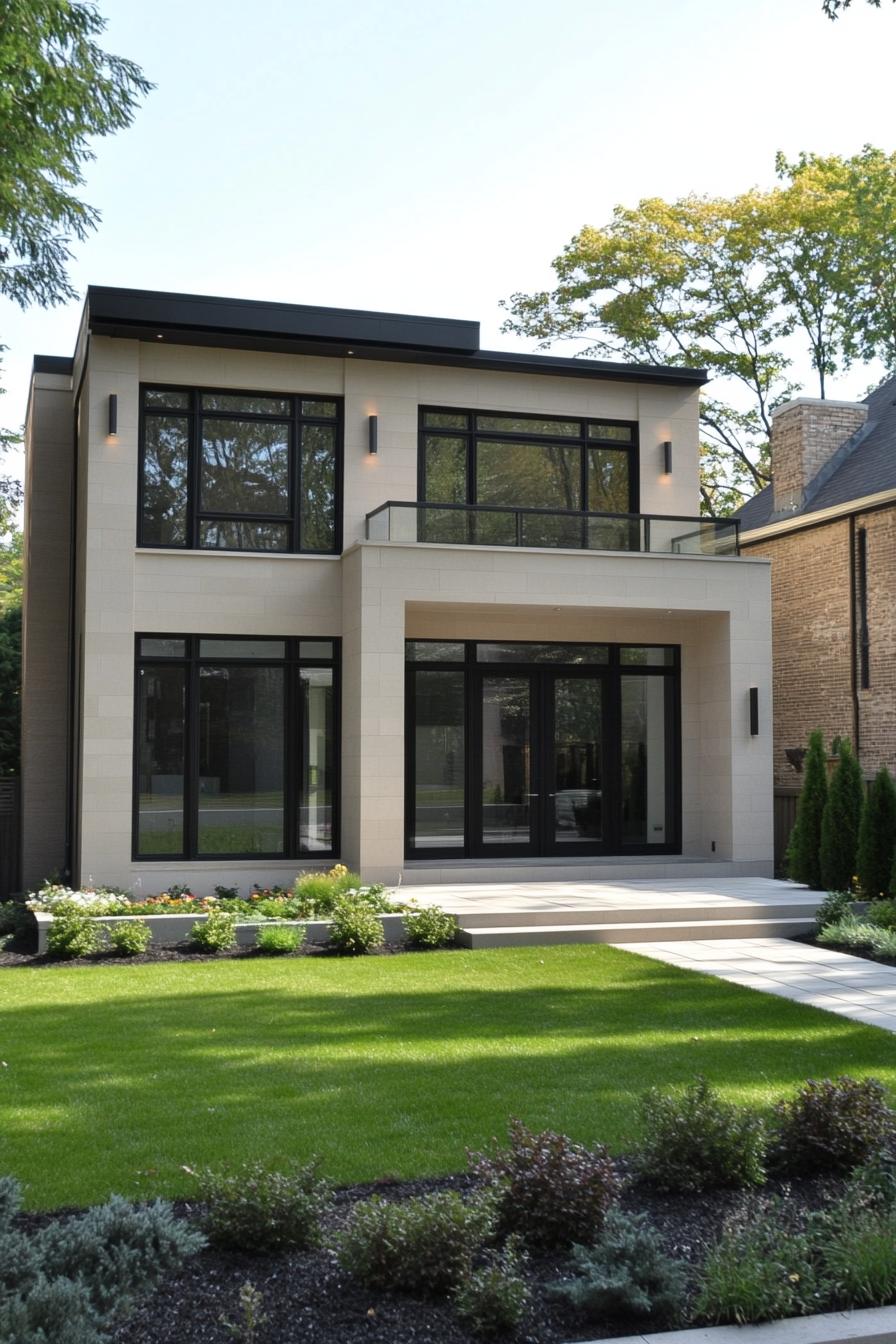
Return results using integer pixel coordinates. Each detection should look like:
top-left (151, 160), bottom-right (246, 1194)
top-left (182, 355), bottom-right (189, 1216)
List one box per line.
top-left (365, 502), bottom-right (740, 557)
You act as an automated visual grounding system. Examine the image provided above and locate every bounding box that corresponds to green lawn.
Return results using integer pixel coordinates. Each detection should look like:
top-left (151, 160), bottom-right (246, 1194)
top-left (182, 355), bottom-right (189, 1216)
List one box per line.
top-left (3, 944), bottom-right (896, 1209)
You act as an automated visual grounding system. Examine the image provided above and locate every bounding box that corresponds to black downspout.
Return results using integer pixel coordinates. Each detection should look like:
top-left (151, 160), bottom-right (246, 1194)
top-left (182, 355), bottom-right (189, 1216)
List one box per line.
top-left (65, 347), bottom-right (87, 882)
top-left (849, 515), bottom-right (860, 757)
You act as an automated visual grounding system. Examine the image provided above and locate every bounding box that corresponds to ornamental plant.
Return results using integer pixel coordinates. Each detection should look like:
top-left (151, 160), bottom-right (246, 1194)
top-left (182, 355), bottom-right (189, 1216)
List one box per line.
top-left (453, 1236), bottom-right (530, 1339)
top-left (46, 909), bottom-right (103, 960)
top-left (327, 898), bottom-right (384, 955)
top-left (190, 909), bottom-right (238, 953)
top-left (820, 739), bottom-right (865, 893)
top-left (468, 1118), bottom-right (619, 1251)
top-left (547, 1209), bottom-right (686, 1325)
top-left (787, 729), bottom-right (828, 888)
top-left (197, 1160), bottom-right (331, 1253)
top-left (107, 920), bottom-right (152, 957)
top-left (255, 924), bottom-right (305, 955)
top-left (770, 1076), bottom-right (895, 1176)
top-left (857, 767), bottom-right (896, 900)
top-left (634, 1076), bottom-right (766, 1192)
top-left (404, 902), bottom-right (457, 949)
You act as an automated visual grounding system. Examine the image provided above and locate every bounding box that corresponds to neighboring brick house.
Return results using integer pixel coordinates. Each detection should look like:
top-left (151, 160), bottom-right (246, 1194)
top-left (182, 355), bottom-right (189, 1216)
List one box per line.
top-left (737, 381), bottom-right (896, 795)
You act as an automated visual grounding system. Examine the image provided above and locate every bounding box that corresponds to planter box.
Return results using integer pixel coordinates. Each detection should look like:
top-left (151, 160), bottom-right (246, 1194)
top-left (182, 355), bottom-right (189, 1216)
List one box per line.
top-left (583, 1302), bottom-right (896, 1344)
top-left (33, 911), bottom-right (410, 955)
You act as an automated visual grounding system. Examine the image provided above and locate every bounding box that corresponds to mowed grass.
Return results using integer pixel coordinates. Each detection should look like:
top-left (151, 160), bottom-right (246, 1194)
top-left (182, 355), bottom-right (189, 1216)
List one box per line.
top-left (4, 944), bottom-right (896, 1209)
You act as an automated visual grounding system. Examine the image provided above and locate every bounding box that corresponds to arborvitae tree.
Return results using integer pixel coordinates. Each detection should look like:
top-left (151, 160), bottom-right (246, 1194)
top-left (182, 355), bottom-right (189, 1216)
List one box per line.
top-left (787, 730), bottom-right (828, 888)
top-left (857, 767), bottom-right (896, 900)
top-left (820, 739), bottom-right (865, 892)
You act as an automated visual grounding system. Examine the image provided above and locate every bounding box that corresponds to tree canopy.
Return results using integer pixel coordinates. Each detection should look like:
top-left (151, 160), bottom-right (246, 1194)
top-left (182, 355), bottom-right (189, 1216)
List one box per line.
top-left (502, 148), bottom-right (896, 514)
top-left (823, 0), bottom-right (892, 15)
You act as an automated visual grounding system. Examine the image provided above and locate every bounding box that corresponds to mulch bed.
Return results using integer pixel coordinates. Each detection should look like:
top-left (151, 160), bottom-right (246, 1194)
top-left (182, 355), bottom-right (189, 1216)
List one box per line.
top-left (0, 936), bottom-right (437, 969)
top-left (11, 1167), bottom-right (844, 1344)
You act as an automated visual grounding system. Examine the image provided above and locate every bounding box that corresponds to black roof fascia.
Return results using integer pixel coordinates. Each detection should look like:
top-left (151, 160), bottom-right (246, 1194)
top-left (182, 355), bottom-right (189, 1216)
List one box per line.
top-left (84, 286), bottom-right (708, 388)
top-left (33, 355), bottom-right (74, 376)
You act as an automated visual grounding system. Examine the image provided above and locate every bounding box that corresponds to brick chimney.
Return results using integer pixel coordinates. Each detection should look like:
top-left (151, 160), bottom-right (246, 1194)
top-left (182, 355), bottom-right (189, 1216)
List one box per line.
top-left (770, 398), bottom-right (868, 515)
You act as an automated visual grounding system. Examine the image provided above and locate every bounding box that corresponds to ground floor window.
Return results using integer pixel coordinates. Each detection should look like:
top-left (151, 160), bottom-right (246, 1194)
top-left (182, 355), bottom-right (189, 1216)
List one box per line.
top-left (406, 641), bottom-right (679, 858)
top-left (134, 636), bottom-right (338, 859)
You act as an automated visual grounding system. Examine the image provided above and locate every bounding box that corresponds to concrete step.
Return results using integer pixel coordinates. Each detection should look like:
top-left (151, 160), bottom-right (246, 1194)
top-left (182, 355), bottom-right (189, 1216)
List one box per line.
top-left (403, 858), bottom-right (774, 884)
top-left (456, 916), bottom-right (816, 948)
top-left (452, 901), bottom-right (819, 930)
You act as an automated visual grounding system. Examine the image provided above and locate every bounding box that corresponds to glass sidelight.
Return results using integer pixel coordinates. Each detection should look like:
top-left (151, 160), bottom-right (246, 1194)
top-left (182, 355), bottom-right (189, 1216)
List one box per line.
top-left (550, 677), bottom-right (603, 845)
top-left (480, 676), bottom-right (534, 847)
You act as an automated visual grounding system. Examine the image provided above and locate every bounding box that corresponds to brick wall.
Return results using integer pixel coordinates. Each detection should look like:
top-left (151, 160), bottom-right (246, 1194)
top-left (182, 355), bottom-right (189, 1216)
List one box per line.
top-left (771, 402), bottom-right (867, 514)
top-left (744, 505), bottom-right (896, 787)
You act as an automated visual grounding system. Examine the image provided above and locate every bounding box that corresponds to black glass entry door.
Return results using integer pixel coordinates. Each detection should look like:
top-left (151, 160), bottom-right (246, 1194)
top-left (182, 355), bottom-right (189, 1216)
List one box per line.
top-left (473, 670), bottom-right (606, 856)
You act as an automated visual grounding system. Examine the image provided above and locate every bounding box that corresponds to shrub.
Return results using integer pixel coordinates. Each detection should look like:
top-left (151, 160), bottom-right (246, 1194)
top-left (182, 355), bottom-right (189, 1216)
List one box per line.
top-left (694, 1198), bottom-right (815, 1325)
top-left (818, 916), bottom-right (896, 958)
top-left (814, 1196), bottom-right (896, 1308)
top-left (338, 1191), bottom-right (497, 1297)
top-left (404, 903), bottom-right (457, 949)
top-left (327, 898), bottom-right (384, 955)
top-left (197, 1160), bottom-right (331, 1253)
top-left (190, 909), bottom-right (238, 952)
top-left (0, 900), bottom-right (32, 942)
top-left (787, 729), bottom-right (828, 889)
top-left (107, 920), bottom-right (152, 957)
top-left (214, 884), bottom-right (240, 901)
top-left (0, 1181), bottom-right (204, 1342)
top-left (46, 910), bottom-right (103, 960)
top-left (255, 924), bottom-right (305, 955)
top-left (634, 1076), bottom-right (766, 1192)
top-left (814, 889), bottom-right (853, 932)
top-left (546, 1209), bottom-right (686, 1325)
top-left (852, 1148), bottom-right (896, 1209)
top-left (453, 1236), bottom-right (530, 1339)
top-left (771, 1076), bottom-right (894, 1176)
top-left (467, 1118), bottom-right (619, 1251)
top-left (820, 739), bottom-right (864, 893)
top-left (867, 898), bottom-right (896, 930)
top-left (857, 767), bottom-right (896, 900)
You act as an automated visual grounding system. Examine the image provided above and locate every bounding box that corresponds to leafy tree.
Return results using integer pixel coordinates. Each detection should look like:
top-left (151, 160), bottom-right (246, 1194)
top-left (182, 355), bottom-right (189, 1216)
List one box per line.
top-left (820, 739), bottom-right (865, 893)
top-left (786, 730), bottom-right (828, 889)
top-left (824, 0), bottom-right (893, 15)
top-left (857, 767), bottom-right (896, 900)
top-left (502, 150), bottom-right (896, 514)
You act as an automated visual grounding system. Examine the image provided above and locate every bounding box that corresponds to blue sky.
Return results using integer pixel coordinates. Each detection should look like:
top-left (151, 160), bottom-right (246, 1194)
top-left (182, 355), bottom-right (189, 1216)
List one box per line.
top-left (5, 0), bottom-right (896, 484)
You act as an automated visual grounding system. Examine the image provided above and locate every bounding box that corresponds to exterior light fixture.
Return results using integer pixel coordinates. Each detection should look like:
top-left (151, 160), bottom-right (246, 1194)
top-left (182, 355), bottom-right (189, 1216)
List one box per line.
top-left (108, 394), bottom-right (118, 437)
top-left (368, 414), bottom-right (378, 454)
top-left (661, 440), bottom-right (672, 474)
top-left (749, 686), bottom-right (759, 736)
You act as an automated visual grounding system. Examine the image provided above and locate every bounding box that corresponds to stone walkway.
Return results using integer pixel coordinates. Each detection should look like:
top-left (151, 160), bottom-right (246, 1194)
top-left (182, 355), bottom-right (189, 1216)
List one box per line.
top-left (615, 937), bottom-right (896, 1033)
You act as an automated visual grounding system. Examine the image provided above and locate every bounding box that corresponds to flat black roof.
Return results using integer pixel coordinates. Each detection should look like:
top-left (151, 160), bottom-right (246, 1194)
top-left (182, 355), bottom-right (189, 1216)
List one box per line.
top-left (80, 286), bottom-right (708, 388)
top-left (33, 354), bottom-right (74, 376)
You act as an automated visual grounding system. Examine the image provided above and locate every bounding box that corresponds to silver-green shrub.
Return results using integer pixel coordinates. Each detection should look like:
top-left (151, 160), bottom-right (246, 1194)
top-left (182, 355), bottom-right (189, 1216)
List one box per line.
top-left (547, 1209), bottom-right (686, 1324)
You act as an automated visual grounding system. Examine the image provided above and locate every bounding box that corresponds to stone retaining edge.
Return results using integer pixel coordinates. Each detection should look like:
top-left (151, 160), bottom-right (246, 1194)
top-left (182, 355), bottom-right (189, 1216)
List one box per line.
top-left (32, 911), bottom-right (411, 954)
top-left (576, 1303), bottom-right (896, 1344)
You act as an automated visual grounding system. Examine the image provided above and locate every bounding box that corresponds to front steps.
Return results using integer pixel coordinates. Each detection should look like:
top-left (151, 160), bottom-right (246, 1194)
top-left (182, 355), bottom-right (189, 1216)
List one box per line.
top-left (403, 857), bottom-right (774, 885)
top-left (452, 898), bottom-right (821, 949)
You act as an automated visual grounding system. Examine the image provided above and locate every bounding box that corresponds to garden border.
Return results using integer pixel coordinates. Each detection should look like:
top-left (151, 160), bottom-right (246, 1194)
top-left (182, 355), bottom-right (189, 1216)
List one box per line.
top-left (583, 1302), bottom-right (896, 1344)
top-left (32, 910), bottom-right (410, 955)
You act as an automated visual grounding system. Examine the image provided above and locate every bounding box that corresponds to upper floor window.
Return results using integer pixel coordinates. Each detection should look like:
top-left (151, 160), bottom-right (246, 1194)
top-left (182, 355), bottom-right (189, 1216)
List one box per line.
top-left (420, 408), bottom-right (638, 517)
top-left (139, 386), bottom-right (342, 553)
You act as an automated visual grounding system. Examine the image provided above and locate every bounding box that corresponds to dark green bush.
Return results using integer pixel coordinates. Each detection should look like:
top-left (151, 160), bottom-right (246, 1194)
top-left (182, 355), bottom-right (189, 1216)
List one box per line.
top-left (338, 1191), bottom-right (497, 1297)
top-left (107, 920), bottom-right (152, 956)
top-left (814, 889), bottom-right (853, 932)
top-left (852, 1149), bottom-right (896, 1209)
top-left (327, 898), bottom-right (384, 955)
top-left (547, 1209), bottom-right (686, 1325)
top-left (694, 1198), bottom-right (815, 1325)
top-left (467, 1118), bottom-right (619, 1251)
top-left (46, 910), bottom-right (103, 960)
top-left (771, 1076), bottom-right (894, 1176)
top-left (453, 1236), bottom-right (530, 1338)
top-left (634, 1076), bottom-right (766, 1192)
top-left (814, 1196), bottom-right (896, 1308)
top-left (820, 739), bottom-right (864, 893)
top-left (867, 898), bottom-right (896, 930)
top-left (255, 924), bottom-right (305, 955)
top-left (404, 904), bottom-right (457, 949)
top-left (857, 767), bottom-right (896, 900)
top-left (190, 909), bottom-right (238, 952)
top-left (197, 1160), bottom-right (331, 1253)
top-left (787, 729), bottom-right (828, 889)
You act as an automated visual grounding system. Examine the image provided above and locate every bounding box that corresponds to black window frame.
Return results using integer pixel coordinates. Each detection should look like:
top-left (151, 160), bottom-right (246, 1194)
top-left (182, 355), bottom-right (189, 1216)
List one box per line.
top-left (405, 639), bottom-right (679, 860)
top-left (133, 634), bottom-right (340, 861)
top-left (138, 384), bottom-right (344, 554)
top-left (418, 407), bottom-right (639, 515)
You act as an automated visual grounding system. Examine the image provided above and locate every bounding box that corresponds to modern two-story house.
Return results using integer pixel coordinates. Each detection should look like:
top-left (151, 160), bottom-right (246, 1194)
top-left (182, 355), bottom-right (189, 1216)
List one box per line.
top-left (21, 287), bottom-right (773, 892)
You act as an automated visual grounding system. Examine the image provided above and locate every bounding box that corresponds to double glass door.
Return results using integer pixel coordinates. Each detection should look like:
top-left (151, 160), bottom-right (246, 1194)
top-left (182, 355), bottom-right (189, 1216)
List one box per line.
top-left (476, 671), bottom-right (605, 855)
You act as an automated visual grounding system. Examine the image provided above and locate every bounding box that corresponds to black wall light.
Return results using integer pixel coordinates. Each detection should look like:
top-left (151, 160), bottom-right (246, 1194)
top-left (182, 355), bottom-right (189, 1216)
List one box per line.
top-left (108, 394), bottom-right (118, 437)
top-left (368, 414), bottom-right (378, 454)
top-left (749, 686), bottom-right (759, 736)
top-left (661, 440), bottom-right (672, 474)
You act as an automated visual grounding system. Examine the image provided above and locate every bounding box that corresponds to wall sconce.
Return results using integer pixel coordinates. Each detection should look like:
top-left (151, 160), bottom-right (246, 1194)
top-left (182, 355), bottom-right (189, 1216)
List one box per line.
top-left (368, 414), bottom-right (378, 455)
top-left (749, 686), bottom-right (759, 736)
top-left (660, 440), bottom-right (672, 474)
top-left (107, 394), bottom-right (118, 438)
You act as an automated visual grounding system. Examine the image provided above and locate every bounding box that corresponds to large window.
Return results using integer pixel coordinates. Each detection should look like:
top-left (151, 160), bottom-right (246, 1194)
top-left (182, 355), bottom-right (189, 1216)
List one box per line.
top-left (139, 387), bottom-right (341, 553)
top-left (419, 409), bottom-right (637, 546)
top-left (135, 636), bottom-right (338, 859)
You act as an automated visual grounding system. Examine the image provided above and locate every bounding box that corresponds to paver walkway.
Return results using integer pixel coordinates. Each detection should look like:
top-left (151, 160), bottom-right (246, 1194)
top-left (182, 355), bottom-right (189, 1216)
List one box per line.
top-left (615, 937), bottom-right (896, 1033)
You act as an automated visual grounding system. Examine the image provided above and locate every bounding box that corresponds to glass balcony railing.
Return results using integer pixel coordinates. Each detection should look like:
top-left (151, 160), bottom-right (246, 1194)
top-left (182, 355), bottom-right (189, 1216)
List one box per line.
top-left (365, 501), bottom-right (740, 557)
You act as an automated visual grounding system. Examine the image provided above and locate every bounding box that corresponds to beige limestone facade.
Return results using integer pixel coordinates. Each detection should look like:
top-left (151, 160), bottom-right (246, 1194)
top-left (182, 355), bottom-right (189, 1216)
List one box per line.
top-left (21, 292), bottom-right (773, 893)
